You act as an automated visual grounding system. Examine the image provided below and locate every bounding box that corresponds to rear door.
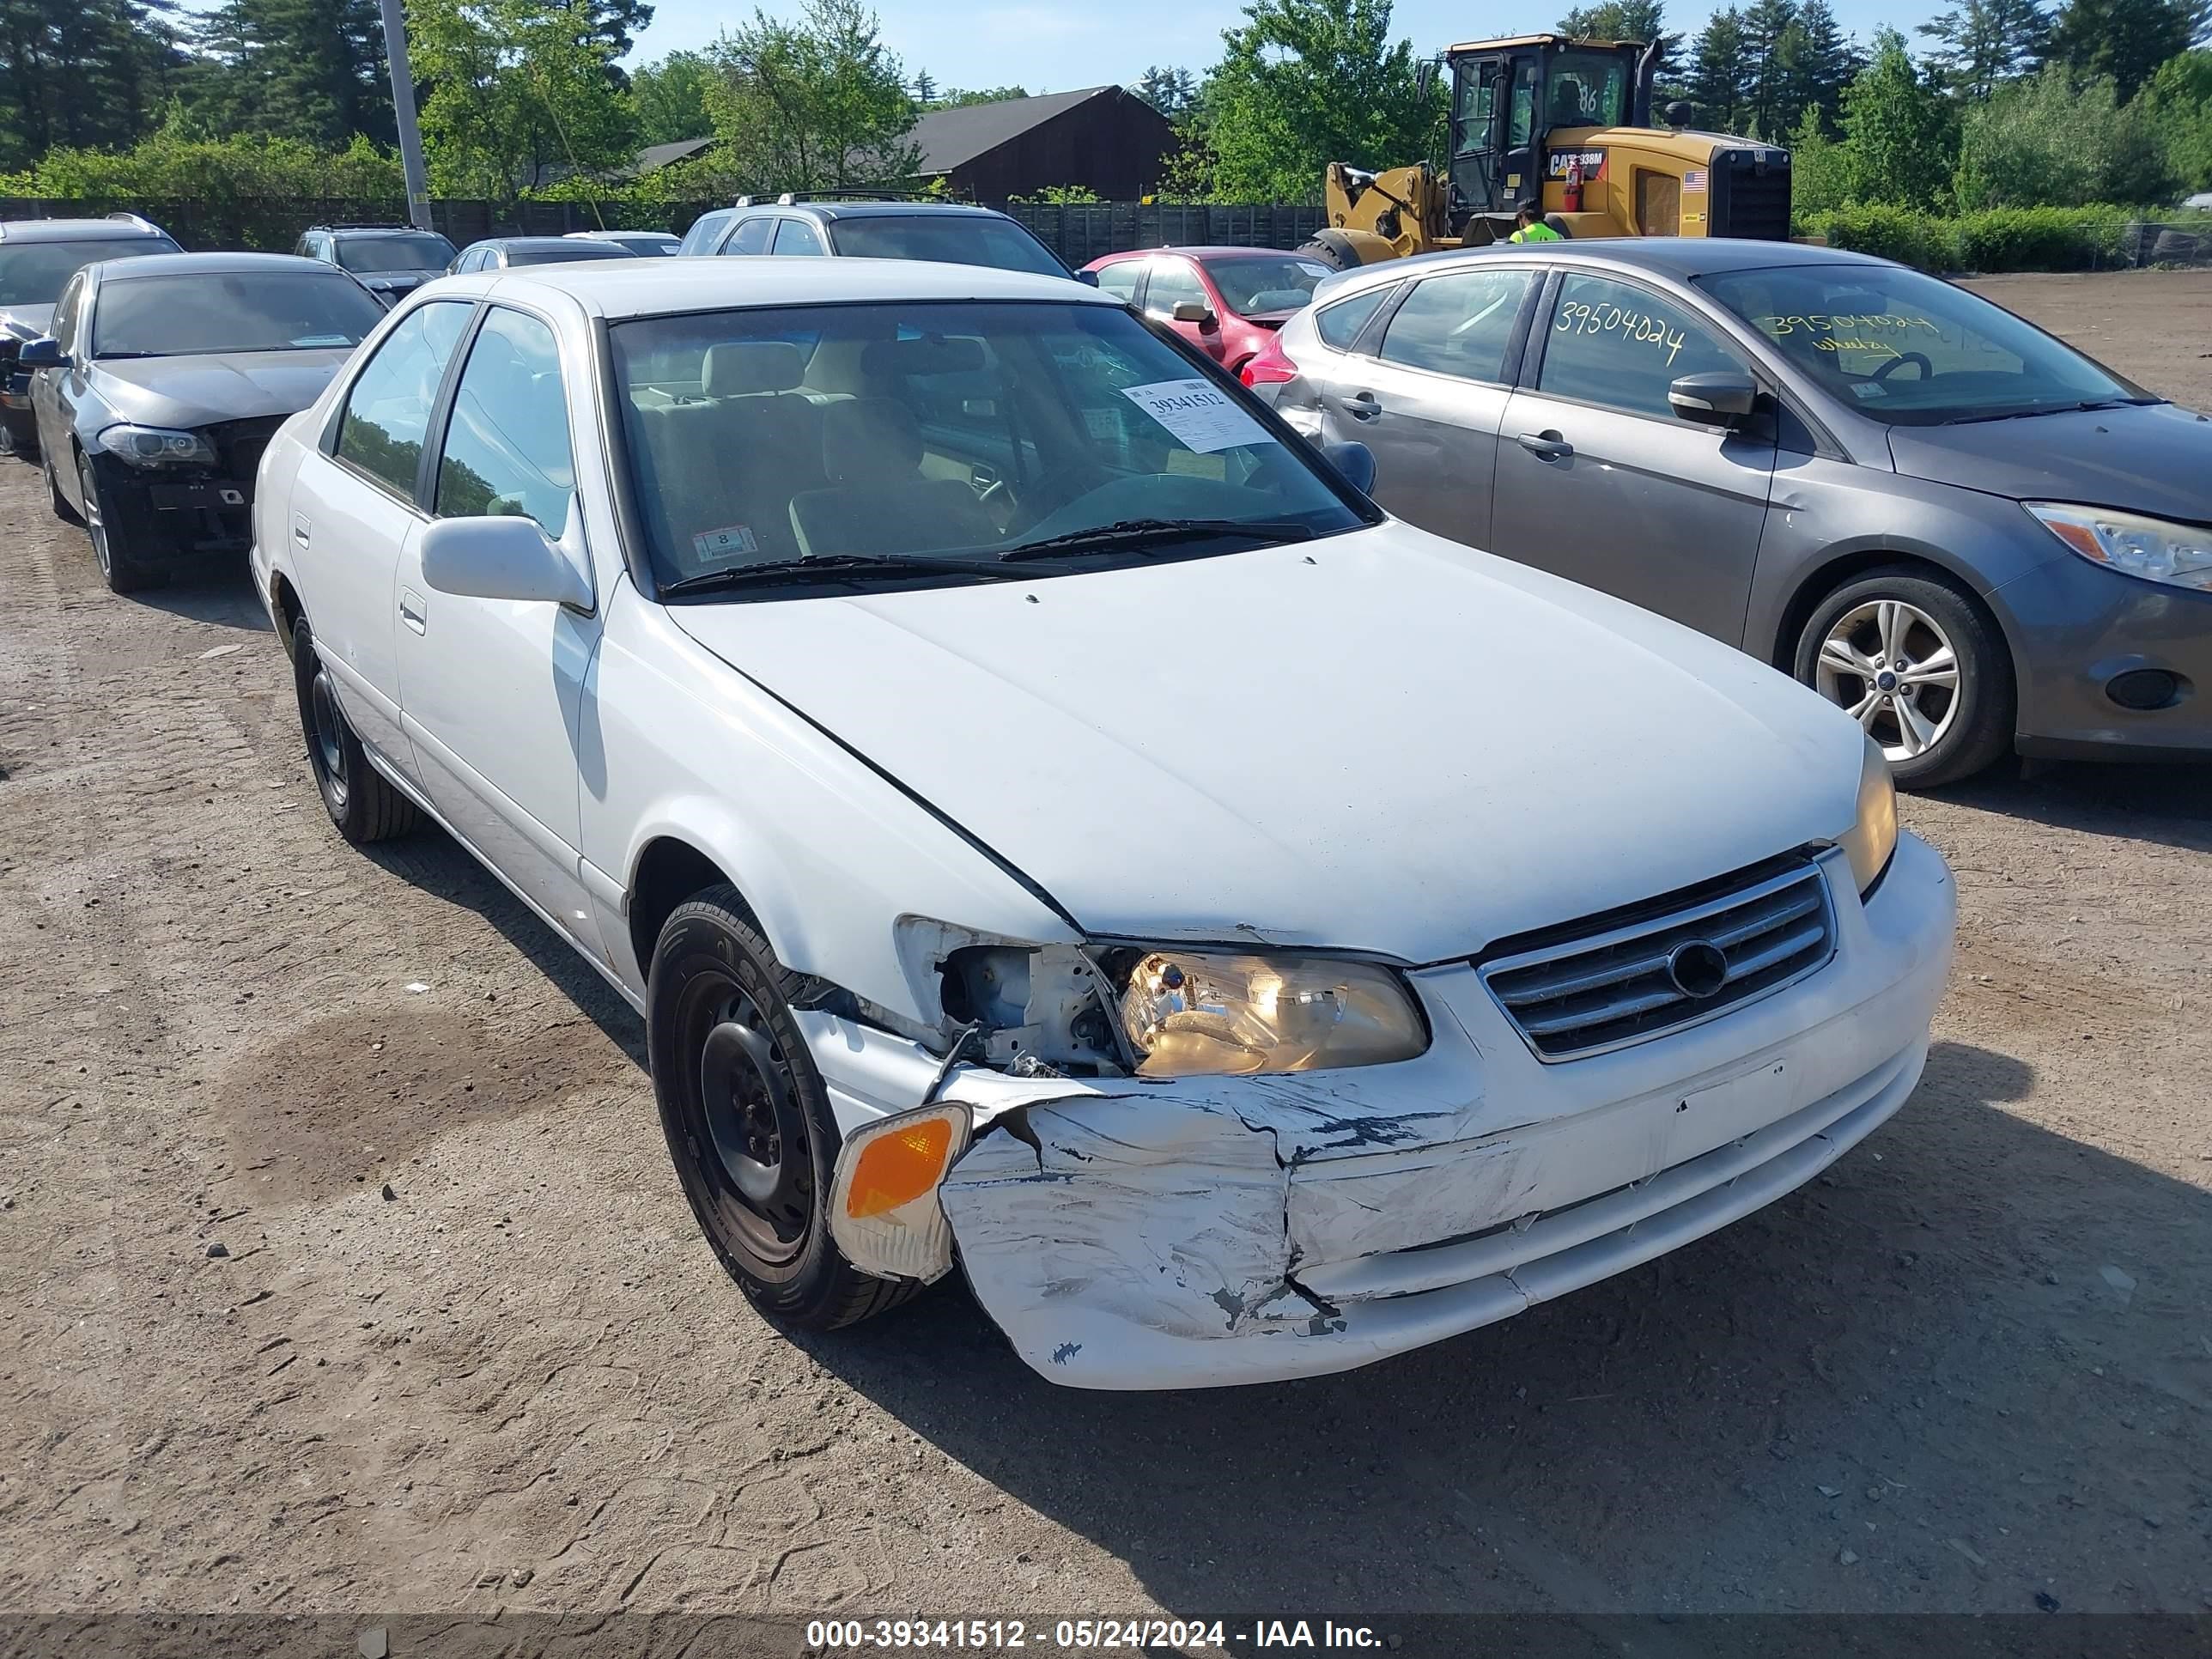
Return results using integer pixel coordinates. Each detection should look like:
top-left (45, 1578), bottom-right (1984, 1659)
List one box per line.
top-left (1486, 269), bottom-right (1776, 640)
top-left (285, 299), bottom-right (476, 769)
top-left (1308, 265), bottom-right (1540, 547)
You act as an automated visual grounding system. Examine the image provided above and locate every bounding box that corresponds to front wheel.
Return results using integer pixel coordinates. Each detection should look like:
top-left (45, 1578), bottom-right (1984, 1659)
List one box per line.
top-left (78, 452), bottom-right (164, 594)
top-left (1794, 568), bottom-right (2014, 788)
top-left (647, 887), bottom-right (920, 1331)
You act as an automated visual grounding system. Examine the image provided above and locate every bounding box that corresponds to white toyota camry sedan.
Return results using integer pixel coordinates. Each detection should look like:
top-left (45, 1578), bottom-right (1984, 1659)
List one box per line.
top-left (250, 258), bottom-right (1954, 1390)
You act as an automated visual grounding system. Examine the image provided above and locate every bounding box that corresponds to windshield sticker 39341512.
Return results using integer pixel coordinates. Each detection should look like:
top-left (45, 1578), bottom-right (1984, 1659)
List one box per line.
top-left (1121, 379), bottom-right (1275, 453)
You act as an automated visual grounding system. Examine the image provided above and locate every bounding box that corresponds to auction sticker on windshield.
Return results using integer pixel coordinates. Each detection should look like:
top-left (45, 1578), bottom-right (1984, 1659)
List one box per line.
top-left (1121, 378), bottom-right (1273, 453)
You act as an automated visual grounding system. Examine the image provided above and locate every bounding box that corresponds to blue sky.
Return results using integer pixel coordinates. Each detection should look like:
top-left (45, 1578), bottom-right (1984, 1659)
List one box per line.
top-left (627, 0), bottom-right (1924, 82)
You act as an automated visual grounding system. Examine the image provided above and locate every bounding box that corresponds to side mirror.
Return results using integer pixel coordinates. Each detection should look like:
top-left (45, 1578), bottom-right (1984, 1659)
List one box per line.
top-left (1074, 268), bottom-right (1100, 287)
top-left (18, 337), bottom-right (67, 370)
top-left (1416, 59), bottom-right (1437, 105)
top-left (1171, 300), bottom-right (1217, 327)
top-left (420, 513), bottom-right (592, 609)
top-left (1668, 370), bottom-right (1759, 428)
top-left (1321, 439), bottom-right (1376, 495)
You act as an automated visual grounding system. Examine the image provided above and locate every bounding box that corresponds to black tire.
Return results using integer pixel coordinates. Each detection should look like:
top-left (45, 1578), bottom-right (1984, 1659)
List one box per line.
top-left (77, 450), bottom-right (165, 594)
top-left (290, 617), bottom-right (420, 843)
top-left (44, 448), bottom-right (82, 526)
top-left (1300, 229), bottom-right (1366, 271)
top-left (0, 414), bottom-right (32, 463)
top-left (647, 886), bottom-right (919, 1331)
top-left (1794, 566), bottom-right (2014, 789)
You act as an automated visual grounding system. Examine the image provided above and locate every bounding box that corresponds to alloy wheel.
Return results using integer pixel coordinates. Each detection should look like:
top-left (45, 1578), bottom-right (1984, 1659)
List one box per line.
top-left (77, 457), bottom-right (111, 580)
top-left (1814, 598), bottom-right (1962, 763)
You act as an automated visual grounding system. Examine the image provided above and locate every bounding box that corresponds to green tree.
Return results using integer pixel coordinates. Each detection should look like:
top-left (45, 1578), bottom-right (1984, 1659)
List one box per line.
top-left (1839, 27), bottom-right (1959, 208)
top-left (927, 85), bottom-right (1027, 107)
top-left (1132, 64), bottom-right (1199, 118)
top-left (1192, 0), bottom-right (1439, 203)
top-left (1784, 102), bottom-right (1849, 211)
top-left (410, 0), bottom-right (637, 200)
top-left (1917, 0), bottom-right (2051, 97)
top-left (704, 0), bottom-right (921, 192)
top-left (1557, 0), bottom-right (1683, 82)
top-left (630, 49), bottom-right (714, 143)
top-left (189, 0), bottom-right (394, 147)
top-left (0, 0), bottom-right (191, 168)
top-left (1687, 7), bottom-right (1753, 129)
top-left (2048, 0), bottom-right (2206, 100)
top-left (2143, 47), bottom-right (2212, 187)
top-left (1738, 0), bottom-right (1801, 135)
top-left (1784, 0), bottom-right (1863, 129)
top-left (1953, 59), bottom-right (2172, 202)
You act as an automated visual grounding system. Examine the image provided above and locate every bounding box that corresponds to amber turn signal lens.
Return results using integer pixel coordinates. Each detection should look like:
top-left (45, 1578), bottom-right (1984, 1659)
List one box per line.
top-left (845, 1116), bottom-right (955, 1218)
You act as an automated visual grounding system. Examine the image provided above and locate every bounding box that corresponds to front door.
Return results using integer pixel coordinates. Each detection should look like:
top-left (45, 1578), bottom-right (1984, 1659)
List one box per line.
top-left (1312, 264), bottom-right (1540, 548)
top-left (392, 302), bottom-right (605, 958)
top-left (1449, 55), bottom-right (1505, 216)
top-left (1144, 256), bottom-right (1224, 362)
top-left (1486, 270), bottom-right (1776, 641)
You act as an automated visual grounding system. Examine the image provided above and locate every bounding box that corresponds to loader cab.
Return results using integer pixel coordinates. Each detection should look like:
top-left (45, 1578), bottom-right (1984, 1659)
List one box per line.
top-left (1447, 35), bottom-right (1648, 228)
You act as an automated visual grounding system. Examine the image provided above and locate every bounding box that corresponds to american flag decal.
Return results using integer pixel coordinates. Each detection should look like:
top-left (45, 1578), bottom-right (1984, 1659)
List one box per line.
top-left (1685, 169), bottom-right (1708, 191)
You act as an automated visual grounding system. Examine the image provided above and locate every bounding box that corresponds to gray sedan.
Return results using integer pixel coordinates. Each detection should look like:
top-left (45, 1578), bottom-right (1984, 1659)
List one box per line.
top-left (1253, 240), bottom-right (2212, 786)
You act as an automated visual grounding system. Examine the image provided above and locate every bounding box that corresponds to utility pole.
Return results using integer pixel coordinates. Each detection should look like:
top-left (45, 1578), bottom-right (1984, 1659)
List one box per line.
top-left (379, 0), bottom-right (434, 232)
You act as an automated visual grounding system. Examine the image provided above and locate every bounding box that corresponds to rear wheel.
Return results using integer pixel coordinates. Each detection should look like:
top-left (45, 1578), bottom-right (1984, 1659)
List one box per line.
top-left (647, 887), bottom-right (919, 1331)
top-left (290, 617), bottom-right (419, 842)
top-left (1794, 568), bottom-right (2014, 788)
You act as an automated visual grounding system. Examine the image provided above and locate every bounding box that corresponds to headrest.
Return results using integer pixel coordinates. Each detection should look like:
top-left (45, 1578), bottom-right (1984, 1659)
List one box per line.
top-left (821, 398), bottom-right (923, 482)
top-left (860, 336), bottom-right (985, 380)
top-left (703, 340), bottom-right (804, 398)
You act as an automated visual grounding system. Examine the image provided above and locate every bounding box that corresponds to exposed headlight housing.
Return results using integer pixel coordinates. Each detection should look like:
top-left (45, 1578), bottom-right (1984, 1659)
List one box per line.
top-left (2027, 501), bottom-right (2212, 592)
top-left (1838, 732), bottom-right (1898, 896)
top-left (100, 423), bottom-right (217, 470)
top-left (1116, 950), bottom-right (1428, 1077)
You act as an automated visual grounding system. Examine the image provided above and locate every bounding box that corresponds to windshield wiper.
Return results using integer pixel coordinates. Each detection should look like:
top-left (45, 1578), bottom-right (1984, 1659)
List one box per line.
top-left (1943, 396), bottom-right (2160, 426)
top-left (1000, 517), bottom-right (1318, 562)
top-left (658, 550), bottom-right (1029, 597)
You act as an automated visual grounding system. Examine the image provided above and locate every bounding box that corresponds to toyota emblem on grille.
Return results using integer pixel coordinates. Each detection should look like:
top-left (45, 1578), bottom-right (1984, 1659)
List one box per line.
top-left (1666, 939), bottom-right (1730, 1000)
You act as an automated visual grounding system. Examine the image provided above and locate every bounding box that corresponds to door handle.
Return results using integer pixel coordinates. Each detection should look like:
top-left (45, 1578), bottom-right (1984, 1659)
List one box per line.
top-left (1346, 391), bottom-right (1382, 422)
top-left (1517, 430), bottom-right (1574, 462)
top-left (292, 514), bottom-right (311, 548)
top-left (398, 588), bottom-right (427, 635)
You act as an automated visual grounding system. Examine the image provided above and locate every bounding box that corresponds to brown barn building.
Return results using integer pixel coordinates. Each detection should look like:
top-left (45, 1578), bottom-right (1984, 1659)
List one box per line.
top-left (909, 86), bottom-right (1175, 201)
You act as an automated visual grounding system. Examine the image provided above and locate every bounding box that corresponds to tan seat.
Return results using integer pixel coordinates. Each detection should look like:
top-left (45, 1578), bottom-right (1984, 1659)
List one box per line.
top-left (787, 398), bottom-right (999, 557)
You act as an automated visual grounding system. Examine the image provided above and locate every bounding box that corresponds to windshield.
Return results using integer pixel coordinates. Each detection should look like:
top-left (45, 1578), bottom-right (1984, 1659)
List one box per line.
top-left (611, 300), bottom-right (1364, 594)
top-left (333, 233), bottom-right (454, 272)
top-left (93, 271), bottom-right (386, 358)
top-left (0, 238), bottom-right (177, 307)
top-left (1698, 263), bottom-right (2144, 426)
top-left (824, 216), bottom-right (1067, 277)
top-left (507, 241), bottom-right (637, 265)
top-left (1546, 49), bottom-right (1628, 128)
top-left (1201, 255), bottom-right (1332, 316)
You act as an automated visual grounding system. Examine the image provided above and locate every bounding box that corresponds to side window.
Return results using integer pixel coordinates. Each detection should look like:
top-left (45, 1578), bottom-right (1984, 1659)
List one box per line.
top-left (1509, 61), bottom-right (1540, 147)
top-left (1146, 258), bottom-right (1207, 318)
top-left (50, 274), bottom-right (85, 356)
top-left (771, 218), bottom-right (824, 255)
top-left (1092, 261), bottom-right (1141, 302)
top-left (1377, 268), bottom-right (1534, 383)
top-left (1537, 273), bottom-right (1741, 420)
top-left (1314, 286), bottom-right (1391, 352)
top-left (333, 301), bottom-right (474, 497)
top-left (722, 217), bottom-right (774, 256)
top-left (434, 307), bottom-right (574, 535)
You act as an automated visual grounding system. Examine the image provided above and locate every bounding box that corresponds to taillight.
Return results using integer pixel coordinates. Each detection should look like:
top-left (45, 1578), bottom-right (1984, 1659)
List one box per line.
top-left (1241, 332), bottom-right (1297, 387)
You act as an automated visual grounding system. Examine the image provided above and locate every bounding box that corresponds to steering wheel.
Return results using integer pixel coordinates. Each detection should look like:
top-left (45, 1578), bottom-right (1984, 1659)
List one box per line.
top-left (1872, 352), bottom-right (1932, 383)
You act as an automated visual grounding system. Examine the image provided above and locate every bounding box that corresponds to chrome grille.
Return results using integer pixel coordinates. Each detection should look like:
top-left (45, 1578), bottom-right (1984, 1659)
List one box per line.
top-left (1481, 860), bottom-right (1835, 1061)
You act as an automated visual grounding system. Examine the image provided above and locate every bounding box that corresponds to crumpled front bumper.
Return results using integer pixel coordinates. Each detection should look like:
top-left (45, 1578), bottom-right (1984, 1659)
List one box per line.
top-left (807, 834), bottom-right (1954, 1391)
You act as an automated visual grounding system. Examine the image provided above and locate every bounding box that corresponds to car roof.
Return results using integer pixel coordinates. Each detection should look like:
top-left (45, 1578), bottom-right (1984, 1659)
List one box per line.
top-left (744, 199), bottom-right (1019, 223)
top-left (319, 225), bottom-right (442, 236)
top-left (437, 256), bottom-right (1113, 321)
top-left (1318, 237), bottom-right (1890, 301)
top-left (94, 251), bottom-right (347, 279)
top-left (0, 217), bottom-right (172, 244)
top-left (1099, 246), bottom-right (1315, 262)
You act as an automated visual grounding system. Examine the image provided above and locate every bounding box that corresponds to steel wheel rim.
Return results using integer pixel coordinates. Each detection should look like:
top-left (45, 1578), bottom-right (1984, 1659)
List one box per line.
top-left (676, 971), bottom-right (812, 1265)
top-left (77, 458), bottom-right (110, 579)
top-left (308, 667), bottom-right (349, 809)
top-left (1815, 599), bottom-right (1962, 763)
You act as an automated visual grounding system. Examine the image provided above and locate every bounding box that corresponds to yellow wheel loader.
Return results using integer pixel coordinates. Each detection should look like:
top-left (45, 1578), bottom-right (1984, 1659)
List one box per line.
top-left (1304, 33), bottom-right (1791, 269)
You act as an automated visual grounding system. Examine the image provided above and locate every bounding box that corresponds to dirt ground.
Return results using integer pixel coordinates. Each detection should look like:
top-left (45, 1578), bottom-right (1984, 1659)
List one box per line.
top-left (2, 269), bottom-right (2209, 1636)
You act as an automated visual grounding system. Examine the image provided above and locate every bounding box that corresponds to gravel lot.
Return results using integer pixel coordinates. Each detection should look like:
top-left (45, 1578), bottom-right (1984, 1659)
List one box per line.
top-left (2, 270), bottom-right (2208, 1635)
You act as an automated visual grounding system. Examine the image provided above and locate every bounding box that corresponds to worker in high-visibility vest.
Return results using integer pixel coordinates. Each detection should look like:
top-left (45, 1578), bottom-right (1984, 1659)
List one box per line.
top-left (1510, 204), bottom-right (1563, 244)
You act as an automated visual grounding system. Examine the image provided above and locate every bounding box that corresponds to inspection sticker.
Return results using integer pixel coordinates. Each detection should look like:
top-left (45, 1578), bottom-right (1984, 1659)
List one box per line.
top-left (1120, 379), bottom-right (1274, 453)
top-left (691, 523), bottom-right (759, 565)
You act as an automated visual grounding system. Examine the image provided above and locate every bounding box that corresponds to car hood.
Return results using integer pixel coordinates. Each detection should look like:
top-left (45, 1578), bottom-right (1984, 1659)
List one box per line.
top-left (669, 526), bottom-right (1865, 962)
top-left (2, 302), bottom-right (55, 343)
top-left (89, 349), bottom-right (356, 429)
top-left (1887, 401), bottom-right (2212, 521)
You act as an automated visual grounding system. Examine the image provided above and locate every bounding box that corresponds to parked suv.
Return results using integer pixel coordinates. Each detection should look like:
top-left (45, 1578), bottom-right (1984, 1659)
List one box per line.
top-left (676, 193), bottom-right (1078, 278)
top-left (1, 214), bottom-right (180, 459)
top-left (295, 224), bottom-right (459, 305)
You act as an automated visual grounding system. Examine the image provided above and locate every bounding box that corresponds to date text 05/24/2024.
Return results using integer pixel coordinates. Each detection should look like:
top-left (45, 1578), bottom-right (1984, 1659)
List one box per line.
top-left (805, 1619), bottom-right (1393, 1650)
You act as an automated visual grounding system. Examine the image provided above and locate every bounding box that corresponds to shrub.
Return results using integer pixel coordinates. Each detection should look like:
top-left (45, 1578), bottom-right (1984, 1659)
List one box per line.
top-left (1807, 204), bottom-right (1957, 270)
top-left (1953, 65), bottom-right (2172, 210)
top-left (1948, 205), bottom-right (2130, 271)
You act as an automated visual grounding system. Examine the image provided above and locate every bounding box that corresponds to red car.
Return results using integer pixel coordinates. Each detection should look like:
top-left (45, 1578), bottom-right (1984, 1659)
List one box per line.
top-left (1082, 246), bottom-right (1331, 378)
